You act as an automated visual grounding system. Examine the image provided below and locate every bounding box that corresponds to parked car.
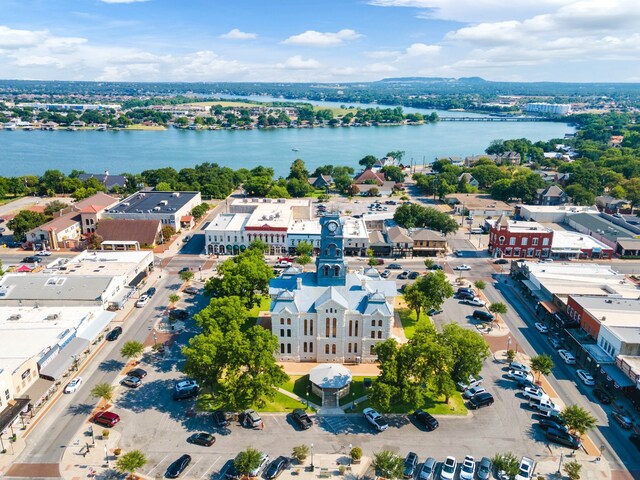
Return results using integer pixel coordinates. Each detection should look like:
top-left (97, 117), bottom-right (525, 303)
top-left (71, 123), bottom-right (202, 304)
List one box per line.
top-left (458, 291), bottom-right (476, 301)
top-left (464, 297), bottom-right (486, 307)
top-left (189, 432), bottom-right (215, 446)
top-left (522, 386), bottom-right (548, 401)
top-left (240, 409), bottom-right (263, 428)
top-left (276, 260), bottom-right (292, 268)
top-left (166, 454), bottom-right (192, 478)
top-left (545, 428), bottom-right (582, 450)
top-left (388, 263), bottom-right (402, 269)
top-left (473, 310), bottom-right (495, 322)
top-left (174, 379), bottom-right (199, 400)
top-left (419, 458), bottom-right (436, 480)
top-left (508, 369), bottom-right (534, 383)
top-left (593, 388), bottom-right (612, 404)
top-left (612, 412), bottom-right (633, 429)
top-left (459, 455), bottom-right (475, 480)
top-left (93, 411), bottom-right (120, 427)
top-left (121, 375), bottom-right (142, 388)
top-left (534, 323), bottom-right (549, 334)
top-left (381, 269), bottom-right (391, 278)
top-left (457, 287), bottom-right (475, 297)
top-left (265, 456), bottom-right (290, 480)
top-left (106, 326), bottom-right (122, 341)
top-left (477, 457), bottom-right (492, 480)
top-left (576, 369), bottom-right (595, 386)
top-left (558, 349), bottom-right (576, 364)
top-left (529, 397), bottom-right (560, 413)
top-left (213, 410), bottom-right (229, 427)
top-left (128, 368), bottom-right (147, 379)
top-left (427, 308), bottom-right (443, 316)
top-left (291, 408), bottom-right (313, 430)
top-left (179, 267), bottom-right (191, 274)
top-left (514, 457), bottom-right (535, 480)
top-left (494, 259), bottom-right (509, 264)
top-left (363, 407), bottom-right (388, 432)
top-left (456, 375), bottom-right (483, 392)
top-left (22, 256), bottom-right (41, 263)
top-left (549, 337), bottom-right (562, 349)
top-left (454, 264), bottom-right (471, 271)
top-left (429, 264), bottom-right (443, 270)
top-left (462, 386), bottom-right (486, 399)
top-left (37, 250), bottom-right (52, 256)
top-left (440, 456), bottom-right (457, 480)
top-left (516, 378), bottom-right (537, 390)
top-left (135, 295), bottom-right (149, 307)
top-left (454, 250), bottom-right (464, 257)
top-left (398, 271), bottom-right (410, 279)
top-left (414, 409), bottom-right (439, 431)
top-left (145, 287), bottom-right (157, 297)
top-left (537, 418), bottom-right (568, 432)
top-left (468, 392), bottom-right (494, 409)
top-left (184, 286), bottom-right (199, 295)
top-left (408, 271), bottom-right (420, 280)
top-left (404, 452), bottom-right (419, 478)
top-left (249, 453), bottom-right (270, 477)
top-left (509, 362), bottom-right (531, 373)
top-left (64, 377), bottom-right (83, 394)
top-left (630, 433), bottom-right (640, 452)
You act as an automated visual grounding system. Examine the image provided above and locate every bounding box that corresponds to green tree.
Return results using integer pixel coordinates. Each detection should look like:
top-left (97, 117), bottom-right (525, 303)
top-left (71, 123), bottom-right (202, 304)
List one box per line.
top-left (169, 293), bottom-right (180, 305)
top-left (560, 405), bottom-right (597, 436)
top-left (292, 445), bottom-right (310, 463)
top-left (297, 254), bottom-right (311, 268)
top-left (120, 340), bottom-right (144, 361)
top-left (266, 184), bottom-right (291, 198)
top-left (234, 448), bottom-right (263, 475)
top-left (372, 450), bottom-right (405, 480)
top-left (565, 184), bottom-right (595, 206)
top-left (474, 280), bottom-right (486, 290)
top-left (288, 159), bottom-right (310, 181)
top-left (359, 155), bottom-right (378, 169)
top-left (161, 225), bottom-right (175, 242)
top-left (155, 181), bottom-right (172, 191)
top-left (423, 258), bottom-right (434, 269)
top-left (87, 232), bottom-right (103, 250)
top-left (564, 460), bottom-right (582, 480)
top-left (386, 150), bottom-right (405, 162)
top-left (191, 203), bottom-right (210, 220)
top-left (43, 200), bottom-right (68, 216)
top-left (7, 210), bottom-right (48, 241)
top-left (440, 323), bottom-right (490, 385)
top-left (90, 383), bottom-right (115, 403)
top-left (380, 166), bottom-right (405, 183)
top-left (296, 241), bottom-right (314, 257)
top-left (403, 272), bottom-right (453, 322)
top-left (115, 450), bottom-right (147, 477)
top-left (489, 302), bottom-right (508, 315)
top-left (530, 354), bottom-right (554, 382)
top-left (179, 269), bottom-right (195, 283)
top-left (491, 452), bottom-right (519, 478)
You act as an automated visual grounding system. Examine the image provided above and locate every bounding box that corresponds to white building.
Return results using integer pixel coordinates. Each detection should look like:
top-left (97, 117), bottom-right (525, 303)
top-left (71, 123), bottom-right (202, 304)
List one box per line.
top-left (518, 205), bottom-right (599, 223)
top-left (287, 220), bottom-right (322, 254)
top-left (342, 217), bottom-right (369, 256)
top-left (269, 214), bottom-right (396, 364)
top-left (524, 103), bottom-right (572, 115)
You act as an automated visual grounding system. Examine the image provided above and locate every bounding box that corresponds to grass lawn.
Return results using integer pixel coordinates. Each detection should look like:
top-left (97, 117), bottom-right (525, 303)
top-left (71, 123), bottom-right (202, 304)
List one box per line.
top-left (338, 376), bottom-right (371, 406)
top-left (282, 375), bottom-right (322, 406)
top-left (312, 106), bottom-right (357, 116)
top-left (196, 390), bottom-right (308, 413)
top-left (346, 389), bottom-right (467, 416)
top-left (398, 308), bottom-right (419, 339)
top-left (245, 296), bottom-right (271, 330)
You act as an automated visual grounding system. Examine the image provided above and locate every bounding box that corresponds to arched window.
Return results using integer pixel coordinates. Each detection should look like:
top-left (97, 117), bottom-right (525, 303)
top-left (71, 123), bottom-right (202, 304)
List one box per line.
top-left (371, 320), bottom-right (375, 327)
top-left (303, 342), bottom-right (307, 353)
top-left (499, 236), bottom-right (506, 244)
top-left (354, 343), bottom-right (358, 353)
top-left (310, 319), bottom-right (314, 335)
top-left (323, 265), bottom-right (330, 276)
top-left (326, 318), bottom-right (330, 337)
top-left (336, 249), bottom-right (341, 256)
top-left (304, 319), bottom-right (308, 336)
top-left (378, 320), bottom-right (383, 327)
top-left (378, 331), bottom-right (382, 339)
top-left (370, 345), bottom-right (375, 355)
top-left (332, 344), bottom-right (336, 354)
top-left (287, 344), bottom-right (291, 354)
top-left (325, 344), bottom-right (329, 354)
top-left (355, 321), bottom-right (359, 336)
top-left (334, 265), bottom-right (341, 276)
top-left (371, 331), bottom-right (375, 339)
top-left (310, 343), bottom-right (313, 353)
top-left (280, 329), bottom-right (284, 337)
top-left (287, 318), bottom-right (291, 325)
top-left (349, 320), bottom-right (353, 337)
top-left (280, 344), bottom-right (285, 354)
top-left (348, 343), bottom-right (352, 353)
top-left (332, 318), bottom-right (337, 337)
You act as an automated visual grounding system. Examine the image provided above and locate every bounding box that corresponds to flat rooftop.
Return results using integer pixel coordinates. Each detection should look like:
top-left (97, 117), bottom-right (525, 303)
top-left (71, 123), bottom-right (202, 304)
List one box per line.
top-left (0, 306), bottom-right (102, 375)
top-left (505, 220), bottom-right (553, 233)
top-left (519, 205), bottom-right (599, 214)
top-left (552, 231), bottom-right (611, 252)
top-left (605, 325), bottom-right (640, 344)
top-left (42, 250), bottom-right (152, 277)
top-left (205, 213), bottom-right (251, 232)
top-left (342, 217), bottom-right (368, 239)
top-left (446, 194), bottom-right (512, 211)
top-left (0, 275), bottom-right (114, 302)
top-left (568, 213), bottom-right (636, 243)
top-left (288, 220), bottom-right (321, 235)
top-left (109, 191), bottom-right (198, 214)
top-left (571, 297), bottom-right (640, 328)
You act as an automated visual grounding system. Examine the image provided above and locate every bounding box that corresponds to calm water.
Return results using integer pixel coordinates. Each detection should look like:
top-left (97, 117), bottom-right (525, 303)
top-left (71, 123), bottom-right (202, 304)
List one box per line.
top-left (0, 121), bottom-right (572, 178)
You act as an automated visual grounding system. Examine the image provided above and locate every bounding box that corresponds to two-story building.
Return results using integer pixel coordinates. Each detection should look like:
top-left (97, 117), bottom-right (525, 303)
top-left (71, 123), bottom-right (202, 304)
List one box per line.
top-left (409, 228), bottom-right (447, 256)
top-left (488, 215), bottom-right (554, 259)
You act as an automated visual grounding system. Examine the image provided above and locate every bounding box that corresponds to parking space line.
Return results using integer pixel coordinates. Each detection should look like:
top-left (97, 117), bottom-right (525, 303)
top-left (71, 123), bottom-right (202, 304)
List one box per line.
top-left (145, 453), bottom-right (168, 476)
top-left (184, 456), bottom-right (203, 478)
top-left (200, 455), bottom-right (221, 479)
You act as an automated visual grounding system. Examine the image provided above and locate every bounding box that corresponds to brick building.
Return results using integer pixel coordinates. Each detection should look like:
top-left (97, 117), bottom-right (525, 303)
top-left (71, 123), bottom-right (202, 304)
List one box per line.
top-left (488, 215), bottom-right (553, 259)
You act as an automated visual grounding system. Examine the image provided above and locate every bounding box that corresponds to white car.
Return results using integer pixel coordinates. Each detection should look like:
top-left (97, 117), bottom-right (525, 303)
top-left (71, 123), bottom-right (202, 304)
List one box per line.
top-left (462, 386), bottom-right (486, 399)
top-left (363, 407), bottom-right (388, 432)
top-left (135, 295), bottom-right (149, 308)
top-left (534, 323), bottom-right (549, 334)
top-left (64, 377), bottom-right (83, 393)
top-left (558, 349), bottom-right (576, 365)
top-left (464, 297), bottom-right (486, 307)
top-left (459, 456), bottom-right (475, 480)
top-left (509, 362), bottom-right (531, 374)
top-left (576, 369), bottom-right (595, 386)
top-left (37, 250), bottom-right (52, 256)
top-left (508, 369), bottom-right (534, 383)
top-left (522, 386), bottom-right (549, 402)
top-left (514, 457), bottom-right (535, 480)
top-left (250, 452), bottom-right (270, 477)
top-left (440, 456), bottom-right (457, 480)
top-left (454, 264), bottom-right (471, 271)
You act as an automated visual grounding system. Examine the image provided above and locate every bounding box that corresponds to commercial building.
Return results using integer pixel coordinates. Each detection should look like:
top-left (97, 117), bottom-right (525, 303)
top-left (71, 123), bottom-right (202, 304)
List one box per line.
top-left (342, 217), bottom-right (369, 256)
top-left (551, 230), bottom-right (613, 260)
top-left (105, 191), bottom-right (201, 231)
top-left (287, 220), bottom-right (322, 254)
top-left (269, 214), bottom-right (397, 364)
top-left (524, 103), bottom-right (572, 115)
top-left (517, 204), bottom-right (599, 223)
top-left (488, 216), bottom-right (553, 259)
top-left (445, 194), bottom-right (513, 217)
top-left (566, 212), bottom-right (637, 249)
top-left (409, 229), bottom-right (447, 256)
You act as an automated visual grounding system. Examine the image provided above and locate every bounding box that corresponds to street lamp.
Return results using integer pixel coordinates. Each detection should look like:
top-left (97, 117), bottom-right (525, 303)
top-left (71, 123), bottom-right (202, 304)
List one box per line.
top-left (556, 451), bottom-right (564, 475)
top-left (598, 444), bottom-right (605, 462)
top-left (349, 444), bottom-right (352, 467)
top-left (310, 443), bottom-right (314, 470)
top-left (306, 392), bottom-right (309, 409)
top-left (507, 336), bottom-right (512, 352)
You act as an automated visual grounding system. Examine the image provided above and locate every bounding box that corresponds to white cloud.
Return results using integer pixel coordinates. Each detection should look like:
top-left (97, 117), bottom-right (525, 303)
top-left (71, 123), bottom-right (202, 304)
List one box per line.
top-left (282, 29), bottom-right (362, 47)
top-left (276, 55), bottom-right (322, 70)
top-left (219, 28), bottom-right (257, 40)
top-left (362, 63), bottom-right (398, 73)
top-left (405, 43), bottom-right (441, 56)
top-left (0, 26), bottom-right (45, 49)
top-left (172, 50), bottom-right (247, 80)
top-left (365, 50), bottom-right (401, 59)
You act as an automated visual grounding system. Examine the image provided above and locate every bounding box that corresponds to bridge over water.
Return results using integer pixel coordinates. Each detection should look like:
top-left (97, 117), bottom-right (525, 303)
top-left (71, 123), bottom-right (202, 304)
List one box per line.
top-left (438, 116), bottom-right (547, 122)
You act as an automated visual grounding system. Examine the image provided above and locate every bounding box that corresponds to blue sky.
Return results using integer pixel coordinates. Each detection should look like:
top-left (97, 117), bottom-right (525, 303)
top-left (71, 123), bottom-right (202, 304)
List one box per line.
top-left (1, 0), bottom-right (638, 82)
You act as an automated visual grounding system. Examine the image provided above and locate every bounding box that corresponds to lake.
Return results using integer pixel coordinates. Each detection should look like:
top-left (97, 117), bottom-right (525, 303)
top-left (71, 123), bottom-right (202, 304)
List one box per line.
top-left (0, 119), bottom-right (572, 178)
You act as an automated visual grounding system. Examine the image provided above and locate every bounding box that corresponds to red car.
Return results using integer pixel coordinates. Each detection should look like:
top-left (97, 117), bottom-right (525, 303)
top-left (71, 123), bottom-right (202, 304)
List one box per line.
top-left (93, 411), bottom-right (120, 427)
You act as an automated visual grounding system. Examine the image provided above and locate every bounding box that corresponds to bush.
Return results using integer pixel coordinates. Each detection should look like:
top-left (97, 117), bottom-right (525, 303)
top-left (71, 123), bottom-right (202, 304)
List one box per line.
top-left (506, 349), bottom-right (516, 362)
top-left (102, 429), bottom-right (110, 438)
top-left (292, 444), bottom-right (310, 463)
top-left (350, 447), bottom-right (362, 461)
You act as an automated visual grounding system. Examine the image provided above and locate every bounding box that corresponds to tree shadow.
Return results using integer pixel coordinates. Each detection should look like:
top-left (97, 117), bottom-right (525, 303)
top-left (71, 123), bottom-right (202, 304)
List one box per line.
top-left (67, 402), bottom-right (96, 417)
top-left (97, 359), bottom-right (125, 372)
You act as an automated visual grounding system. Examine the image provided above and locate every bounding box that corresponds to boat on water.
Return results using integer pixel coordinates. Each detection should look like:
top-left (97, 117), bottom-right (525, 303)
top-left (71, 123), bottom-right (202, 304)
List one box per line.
top-left (292, 148), bottom-right (299, 152)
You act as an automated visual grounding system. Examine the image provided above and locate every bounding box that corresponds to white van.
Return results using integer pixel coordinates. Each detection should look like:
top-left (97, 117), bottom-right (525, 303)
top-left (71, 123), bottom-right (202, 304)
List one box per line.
top-left (470, 227), bottom-right (484, 234)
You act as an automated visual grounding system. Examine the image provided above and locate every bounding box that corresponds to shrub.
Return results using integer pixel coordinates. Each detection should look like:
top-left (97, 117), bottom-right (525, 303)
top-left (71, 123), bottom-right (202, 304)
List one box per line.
top-left (350, 447), bottom-right (362, 461)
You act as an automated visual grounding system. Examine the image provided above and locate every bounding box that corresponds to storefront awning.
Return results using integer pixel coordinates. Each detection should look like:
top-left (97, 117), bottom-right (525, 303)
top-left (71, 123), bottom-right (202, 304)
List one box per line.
top-left (76, 311), bottom-right (116, 342)
top-left (539, 301), bottom-right (559, 314)
top-left (0, 398), bottom-right (30, 433)
top-left (39, 337), bottom-right (89, 381)
top-left (601, 364), bottom-right (635, 389)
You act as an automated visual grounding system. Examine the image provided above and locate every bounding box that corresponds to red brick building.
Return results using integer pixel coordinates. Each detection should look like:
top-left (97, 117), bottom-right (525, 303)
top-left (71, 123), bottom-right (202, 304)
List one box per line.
top-left (488, 215), bottom-right (554, 259)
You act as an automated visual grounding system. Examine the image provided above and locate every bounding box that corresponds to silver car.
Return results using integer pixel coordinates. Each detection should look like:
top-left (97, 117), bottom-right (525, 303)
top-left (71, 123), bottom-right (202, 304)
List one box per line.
top-left (419, 458), bottom-right (436, 480)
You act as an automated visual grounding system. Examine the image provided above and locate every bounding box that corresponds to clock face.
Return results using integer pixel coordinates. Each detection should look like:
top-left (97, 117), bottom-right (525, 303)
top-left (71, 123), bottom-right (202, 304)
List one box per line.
top-left (327, 221), bottom-right (338, 232)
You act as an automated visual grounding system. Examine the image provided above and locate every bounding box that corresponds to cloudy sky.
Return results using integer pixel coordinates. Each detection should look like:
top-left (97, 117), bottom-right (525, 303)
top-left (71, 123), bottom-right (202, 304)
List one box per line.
top-left (1, 0), bottom-right (639, 83)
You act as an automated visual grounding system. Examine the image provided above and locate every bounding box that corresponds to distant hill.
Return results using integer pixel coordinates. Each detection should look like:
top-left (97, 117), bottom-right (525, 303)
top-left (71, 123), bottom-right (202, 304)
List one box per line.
top-left (377, 76), bottom-right (487, 84)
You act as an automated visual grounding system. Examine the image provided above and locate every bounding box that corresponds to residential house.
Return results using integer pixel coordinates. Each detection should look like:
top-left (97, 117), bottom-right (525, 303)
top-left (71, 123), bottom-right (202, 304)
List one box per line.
top-left (458, 173), bottom-right (479, 188)
top-left (308, 175), bottom-right (333, 190)
top-left (409, 229), bottom-right (447, 257)
top-left (596, 195), bottom-right (632, 214)
top-left (78, 171), bottom-right (127, 191)
top-left (386, 226), bottom-right (413, 257)
top-left (535, 185), bottom-right (569, 206)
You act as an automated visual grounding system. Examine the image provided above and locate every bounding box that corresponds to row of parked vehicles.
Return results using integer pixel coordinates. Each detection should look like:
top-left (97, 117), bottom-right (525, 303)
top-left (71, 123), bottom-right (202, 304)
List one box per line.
top-left (401, 453), bottom-right (493, 480)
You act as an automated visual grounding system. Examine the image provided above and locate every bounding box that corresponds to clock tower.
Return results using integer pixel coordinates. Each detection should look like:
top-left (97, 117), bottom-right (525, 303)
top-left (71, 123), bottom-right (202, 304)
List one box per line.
top-left (316, 214), bottom-right (346, 287)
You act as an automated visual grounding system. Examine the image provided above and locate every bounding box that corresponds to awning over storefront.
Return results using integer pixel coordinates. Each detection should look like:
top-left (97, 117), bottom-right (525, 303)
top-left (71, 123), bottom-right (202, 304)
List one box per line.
top-left (128, 270), bottom-right (147, 288)
top-left (77, 311), bottom-right (116, 342)
top-left (0, 397), bottom-right (30, 433)
top-left (539, 301), bottom-right (559, 314)
top-left (601, 363), bottom-right (635, 389)
top-left (39, 337), bottom-right (89, 381)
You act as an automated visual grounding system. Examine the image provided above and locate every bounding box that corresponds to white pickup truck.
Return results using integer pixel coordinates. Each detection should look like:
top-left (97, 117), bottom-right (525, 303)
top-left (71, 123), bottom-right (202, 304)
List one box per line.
top-left (514, 457), bottom-right (535, 480)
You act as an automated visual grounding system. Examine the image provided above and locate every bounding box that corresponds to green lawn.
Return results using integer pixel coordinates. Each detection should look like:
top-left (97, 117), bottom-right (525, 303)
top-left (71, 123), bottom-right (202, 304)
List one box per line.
top-left (398, 308), bottom-right (418, 339)
top-left (339, 376), bottom-right (370, 406)
top-left (245, 296), bottom-right (271, 330)
top-left (196, 389), bottom-right (309, 413)
top-left (347, 388), bottom-right (467, 415)
top-left (282, 375), bottom-right (323, 406)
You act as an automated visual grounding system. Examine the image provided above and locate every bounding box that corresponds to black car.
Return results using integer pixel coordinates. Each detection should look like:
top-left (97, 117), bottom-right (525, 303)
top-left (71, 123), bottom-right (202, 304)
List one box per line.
top-left (477, 457), bottom-right (492, 480)
top-left (545, 428), bottom-right (581, 450)
top-left (388, 263), bottom-right (402, 269)
top-left (537, 418), bottom-right (567, 432)
top-left (473, 310), bottom-right (495, 322)
top-left (189, 432), bottom-right (215, 447)
top-left (458, 291), bottom-right (476, 301)
top-left (494, 259), bottom-right (509, 265)
top-left (265, 456), bottom-right (290, 480)
top-left (179, 267), bottom-right (191, 274)
top-left (22, 256), bottom-right (42, 263)
top-left (166, 454), bottom-right (192, 478)
top-left (429, 264), bottom-right (443, 270)
top-left (213, 410), bottom-right (229, 427)
top-left (146, 287), bottom-right (157, 297)
top-left (128, 368), bottom-right (147, 379)
top-left (414, 409), bottom-right (439, 431)
top-left (593, 388), bottom-right (612, 404)
top-left (170, 309), bottom-right (189, 320)
top-left (403, 452), bottom-right (419, 479)
top-left (408, 271), bottom-right (419, 280)
top-left (468, 392), bottom-right (494, 409)
top-left (291, 408), bottom-right (313, 430)
top-left (457, 287), bottom-right (475, 296)
top-left (106, 326), bottom-right (123, 341)
top-left (517, 378), bottom-right (536, 390)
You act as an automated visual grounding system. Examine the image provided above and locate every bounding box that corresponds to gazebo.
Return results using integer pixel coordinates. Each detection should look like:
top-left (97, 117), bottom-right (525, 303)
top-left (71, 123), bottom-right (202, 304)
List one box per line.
top-left (309, 364), bottom-right (352, 406)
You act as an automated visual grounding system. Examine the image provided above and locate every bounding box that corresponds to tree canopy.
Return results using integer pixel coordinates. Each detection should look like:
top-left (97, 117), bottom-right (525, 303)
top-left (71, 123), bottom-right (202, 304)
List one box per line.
top-left (393, 204), bottom-right (459, 234)
top-left (403, 271), bottom-right (454, 321)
